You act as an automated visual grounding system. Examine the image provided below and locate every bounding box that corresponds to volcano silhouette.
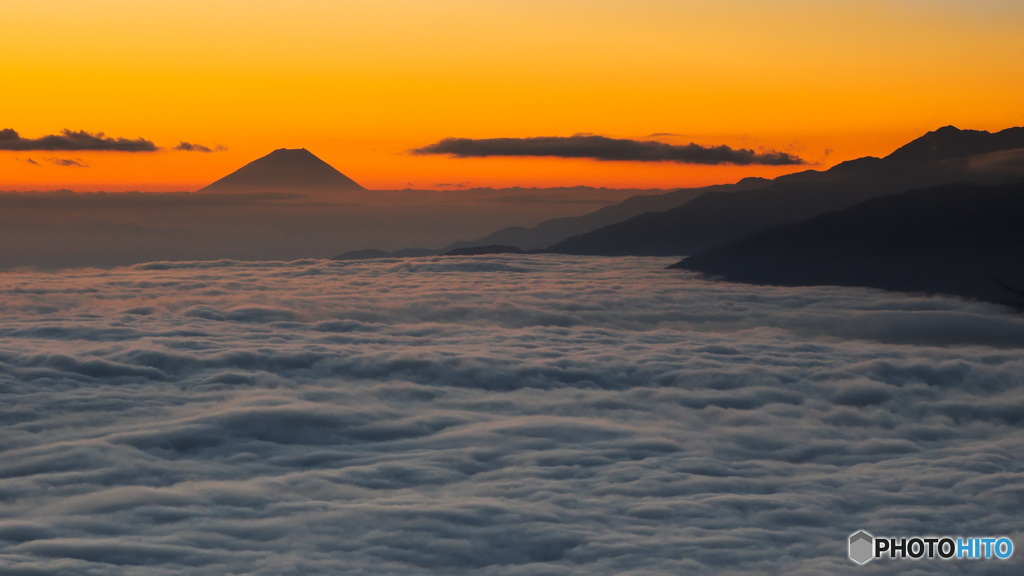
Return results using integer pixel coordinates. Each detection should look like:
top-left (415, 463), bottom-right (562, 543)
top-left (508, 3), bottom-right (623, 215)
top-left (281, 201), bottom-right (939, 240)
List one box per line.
top-left (198, 148), bottom-right (365, 194)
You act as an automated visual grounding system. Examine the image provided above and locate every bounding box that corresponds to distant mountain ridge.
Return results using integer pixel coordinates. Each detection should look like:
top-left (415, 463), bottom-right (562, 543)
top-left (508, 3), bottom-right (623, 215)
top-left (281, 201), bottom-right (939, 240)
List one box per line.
top-left (198, 148), bottom-right (365, 194)
top-left (543, 126), bottom-right (1024, 256)
top-left (672, 179), bottom-right (1024, 303)
top-left (885, 125), bottom-right (1024, 164)
top-left (445, 178), bottom-right (771, 252)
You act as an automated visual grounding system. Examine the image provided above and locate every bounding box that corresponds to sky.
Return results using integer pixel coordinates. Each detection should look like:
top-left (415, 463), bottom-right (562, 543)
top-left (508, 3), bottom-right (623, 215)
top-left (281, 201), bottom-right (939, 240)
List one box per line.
top-left (3, 0), bottom-right (1024, 191)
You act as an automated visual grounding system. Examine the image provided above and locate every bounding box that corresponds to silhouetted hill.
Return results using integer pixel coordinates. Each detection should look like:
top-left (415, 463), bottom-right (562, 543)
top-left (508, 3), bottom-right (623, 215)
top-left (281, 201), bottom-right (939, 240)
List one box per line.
top-left (673, 179), bottom-right (1024, 303)
top-left (332, 248), bottom-right (439, 260)
top-left (198, 148), bottom-right (365, 194)
top-left (544, 169), bottom-right (941, 256)
top-left (392, 248), bottom-right (438, 258)
top-left (332, 248), bottom-right (392, 260)
top-left (446, 245), bottom-right (524, 256)
top-left (444, 179), bottom-right (770, 252)
top-left (545, 126), bottom-right (1024, 256)
top-left (885, 125), bottom-right (1024, 165)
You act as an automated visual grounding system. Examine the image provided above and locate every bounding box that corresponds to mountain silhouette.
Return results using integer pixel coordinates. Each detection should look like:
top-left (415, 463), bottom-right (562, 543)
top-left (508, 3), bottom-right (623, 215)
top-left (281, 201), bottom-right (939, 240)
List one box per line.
top-left (672, 179), bottom-right (1024, 303)
top-left (444, 180), bottom-right (768, 252)
top-left (885, 125), bottom-right (1024, 165)
top-left (198, 148), bottom-right (365, 194)
top-left (446, 244), bottom-right (525, 256)
top-left (543, 126), bottom-right (1024, 256)
top-left (332, 248), bottom-right (438, 260)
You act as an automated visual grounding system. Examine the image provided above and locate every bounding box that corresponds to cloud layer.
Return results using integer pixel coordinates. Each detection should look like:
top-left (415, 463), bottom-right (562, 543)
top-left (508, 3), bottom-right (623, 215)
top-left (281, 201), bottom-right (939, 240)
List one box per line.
top-left (413, 135), bottom-right (806, 165)
top-left (0, 188), bottom-right (659, 269)
top-left (0, 129), bottom-right (156, 152)
top-left (0, 255), bottom-right (1022, 575)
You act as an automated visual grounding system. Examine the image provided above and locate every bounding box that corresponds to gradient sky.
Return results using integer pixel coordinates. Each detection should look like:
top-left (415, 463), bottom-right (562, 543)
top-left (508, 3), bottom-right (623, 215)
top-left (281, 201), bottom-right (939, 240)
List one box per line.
top-left (4, 0), bottom-right (1023, 191)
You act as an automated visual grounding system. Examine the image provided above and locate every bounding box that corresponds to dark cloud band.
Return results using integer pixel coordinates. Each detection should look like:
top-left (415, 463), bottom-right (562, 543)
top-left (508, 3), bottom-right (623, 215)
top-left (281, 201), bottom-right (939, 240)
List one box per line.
top-left (414, 135), bottom-right (806, 165)
top-left (0, 128), bottom-right (156, 152)
top-left (174, 141), bottom-right (227, 153)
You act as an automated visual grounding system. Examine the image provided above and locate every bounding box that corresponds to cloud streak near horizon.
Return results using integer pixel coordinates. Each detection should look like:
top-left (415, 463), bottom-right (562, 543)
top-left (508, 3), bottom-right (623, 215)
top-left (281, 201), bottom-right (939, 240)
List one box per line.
top-left (46, 157), bottom-right (89, 168)
top-left (413, 135), bottom-right (806, 165)
top-left (0, 255), bottom-right (1022, 575)
top-left (0, 128), bottom-right (156, 152)
top-left (174, 141), bottom-right (227, 153)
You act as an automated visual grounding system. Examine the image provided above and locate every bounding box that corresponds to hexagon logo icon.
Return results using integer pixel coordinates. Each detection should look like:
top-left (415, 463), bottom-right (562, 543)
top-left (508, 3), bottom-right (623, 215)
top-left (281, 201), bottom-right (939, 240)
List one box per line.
top-left (849, 531), bottom-right (874, 565)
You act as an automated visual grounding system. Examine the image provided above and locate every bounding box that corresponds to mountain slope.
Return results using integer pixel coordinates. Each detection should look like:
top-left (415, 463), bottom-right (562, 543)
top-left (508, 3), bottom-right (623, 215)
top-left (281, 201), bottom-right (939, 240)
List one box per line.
top-left (444, 178), bottom-right (771, 251)
top-left (545, 126), bottom-right (1024, 257)
top-left (885, 125), bottom-right (1024, 164)
top-left (198, 148), bottom-right (365, 194)
top-left (673, 179), bottom-right (1024, 303)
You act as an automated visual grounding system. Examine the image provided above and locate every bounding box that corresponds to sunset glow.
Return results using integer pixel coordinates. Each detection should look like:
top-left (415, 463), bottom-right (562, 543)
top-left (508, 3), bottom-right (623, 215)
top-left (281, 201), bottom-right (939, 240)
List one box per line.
top-left (4, 0), bottom-right (1023, 191)
top-left (5, 4), bottom-right (1024, 574)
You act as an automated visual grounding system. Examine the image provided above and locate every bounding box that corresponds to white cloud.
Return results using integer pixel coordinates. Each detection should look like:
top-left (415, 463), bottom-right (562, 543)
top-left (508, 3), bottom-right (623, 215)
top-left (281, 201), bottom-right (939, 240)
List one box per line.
top-left (0, 255), bottom-right (1022, 574)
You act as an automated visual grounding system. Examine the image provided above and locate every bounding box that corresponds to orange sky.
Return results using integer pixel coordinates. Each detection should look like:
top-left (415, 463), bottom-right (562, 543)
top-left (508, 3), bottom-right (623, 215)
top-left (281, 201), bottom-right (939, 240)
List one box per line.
top-left (3, 0), bottom-right (1023, 191)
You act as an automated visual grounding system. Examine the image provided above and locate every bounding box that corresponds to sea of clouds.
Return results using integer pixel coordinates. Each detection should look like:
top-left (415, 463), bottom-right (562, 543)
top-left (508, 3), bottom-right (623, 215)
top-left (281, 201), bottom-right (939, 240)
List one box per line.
top-left (1, 255), bottom-right (1022, 575)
